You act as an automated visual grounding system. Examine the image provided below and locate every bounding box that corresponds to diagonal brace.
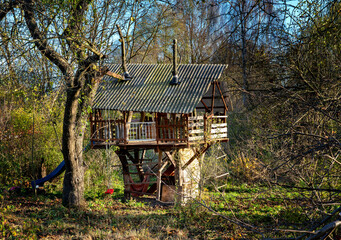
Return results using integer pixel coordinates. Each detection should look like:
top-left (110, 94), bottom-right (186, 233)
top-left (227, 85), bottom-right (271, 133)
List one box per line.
top-left (182, 144), bottom-right (211, 170)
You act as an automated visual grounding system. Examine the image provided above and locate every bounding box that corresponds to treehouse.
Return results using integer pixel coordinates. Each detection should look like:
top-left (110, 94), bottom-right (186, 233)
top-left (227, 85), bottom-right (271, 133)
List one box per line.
top-left (90, 38), bottom-right (228, 202)
top-left (90, 61), bottom-right (228, 202)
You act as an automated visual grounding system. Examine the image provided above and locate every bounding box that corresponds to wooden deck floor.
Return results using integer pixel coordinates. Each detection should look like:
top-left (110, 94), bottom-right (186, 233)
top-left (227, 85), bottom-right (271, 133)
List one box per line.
top-left (91, 138), bottom-right (228, 150)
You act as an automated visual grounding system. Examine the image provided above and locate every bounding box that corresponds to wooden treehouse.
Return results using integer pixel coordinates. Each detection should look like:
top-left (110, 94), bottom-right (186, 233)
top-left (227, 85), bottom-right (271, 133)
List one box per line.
top-left (90, 43), bottom-right (228, 202)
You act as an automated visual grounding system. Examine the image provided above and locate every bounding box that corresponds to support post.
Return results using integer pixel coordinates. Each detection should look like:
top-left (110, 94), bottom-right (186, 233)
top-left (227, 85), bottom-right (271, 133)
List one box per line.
top-left (216, 81), bottom-right (228, 122)
top-left (165, 151), bottom-right (176, 167)
top-left (204, 113), bottom-right (207, 142)
top-left (155, 113), bottom-right (160, 144)
top-left (123, 112), bottom-right (127, 144)
top-left (89, 113), bottom-right (93, 148)
top-left (211, 82), bottom-right (216, 114)
top-left (174, 151), bottom-right (183, 204)
top-left (185, 114), bottom-right (189, 147)
top-left (157, 148), bottom-right (162, 201)
top-left (118, 150), bottom-right (131, 201)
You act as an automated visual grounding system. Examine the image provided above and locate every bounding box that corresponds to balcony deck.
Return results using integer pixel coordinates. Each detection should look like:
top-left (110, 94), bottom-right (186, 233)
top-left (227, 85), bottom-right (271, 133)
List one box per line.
top-left (90, 114), bottom-right (228, 149)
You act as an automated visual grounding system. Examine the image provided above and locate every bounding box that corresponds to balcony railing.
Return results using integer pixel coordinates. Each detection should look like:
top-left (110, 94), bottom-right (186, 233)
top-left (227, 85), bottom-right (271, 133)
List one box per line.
top-left (127, 122), bottom-right (156, 142)
top-left (90, 114), bottom-right (228, 145)
top-left (90, 119), bottom-right (125, 142)
top-left (188, 115), bottom-right (227, 142)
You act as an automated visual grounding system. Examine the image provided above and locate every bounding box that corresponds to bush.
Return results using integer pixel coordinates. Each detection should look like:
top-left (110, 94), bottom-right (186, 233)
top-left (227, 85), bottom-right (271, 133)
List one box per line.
top-left (0, 106), bottom-right (63, 187)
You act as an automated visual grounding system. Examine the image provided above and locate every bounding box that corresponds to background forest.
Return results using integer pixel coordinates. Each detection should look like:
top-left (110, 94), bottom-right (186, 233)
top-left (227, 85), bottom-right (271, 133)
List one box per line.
top-left (0, 0), bottom-right (340, 239)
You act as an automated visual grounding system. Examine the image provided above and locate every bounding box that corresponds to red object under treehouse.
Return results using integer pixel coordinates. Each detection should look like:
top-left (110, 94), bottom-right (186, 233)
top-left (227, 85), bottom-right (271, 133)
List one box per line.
top-left (90, 41), bottom-right (229, 203)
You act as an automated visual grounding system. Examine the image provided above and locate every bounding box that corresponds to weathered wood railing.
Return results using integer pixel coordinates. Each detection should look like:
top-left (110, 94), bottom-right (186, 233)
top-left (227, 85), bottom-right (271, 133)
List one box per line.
top-left (90, 119), bottom-right (125, 142)
top-left (210, 116), bottom-right (228, 140)
top-left (188, 115), bottom-right (227, 142)
top-left (127, 122), bottom-right (156, 141)
top-left (156, 114), bottom-right (187, 143)
top-left (188, 116), bottom-right (205, 141)
top-left (90, 113), bottom-right (228, 145)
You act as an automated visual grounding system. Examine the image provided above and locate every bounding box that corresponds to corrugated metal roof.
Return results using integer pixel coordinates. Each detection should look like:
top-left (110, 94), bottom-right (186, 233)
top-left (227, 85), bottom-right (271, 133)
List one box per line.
top-left (93, 64), bottom-right (227, 114)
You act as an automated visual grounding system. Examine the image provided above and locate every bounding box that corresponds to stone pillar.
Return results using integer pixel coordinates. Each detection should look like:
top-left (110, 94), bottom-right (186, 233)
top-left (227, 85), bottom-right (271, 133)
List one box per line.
top-left (177, 148), bottom-right (203, 203)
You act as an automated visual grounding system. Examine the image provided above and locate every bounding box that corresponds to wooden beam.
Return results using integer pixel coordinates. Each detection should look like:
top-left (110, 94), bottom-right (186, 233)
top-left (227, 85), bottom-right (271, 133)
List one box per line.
top-left (201, 96), bottom-right (227, 99)
top-left (165, 151), bottom-right (176, 167)
top-left (185, 114), bottom-right (189, 148)
top-left (117, 150), bottom-right (131, 200)
top-left (216, 81), bottom-right (228, 112)
top-left (182, 144), bottom-right (211, 170)
top-left (123, 111), bottom-right (127, 144)
top-left (196, 106), bottom-right (226, 110)
top-left (155, 113), bottom-right (160, 144)
top-left (157, 148), bottom-right (162, 201)
top-left (123, 150), bottom-right (135, 162)
top-left (211, 82), bottom-right (216, 113)
top-left (204, 114), bottom-right (207, 142)
top-left (200, 99), bottom-right (210, 112)
top-left (122, 149), bottom-right (144, 181)
top-left (105, 71), bottom-right (124, 80)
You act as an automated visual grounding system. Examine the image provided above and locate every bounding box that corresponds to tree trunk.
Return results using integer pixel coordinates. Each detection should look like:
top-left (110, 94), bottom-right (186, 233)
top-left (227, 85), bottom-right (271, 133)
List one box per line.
top-left (62, 86), bottom-right (86, 207)
top-left (61, 69), bottom-right (102, 208)
top-left (240, 0), bottom-right (250, 109)
top-left (62, 152), bottom-right (85, 207)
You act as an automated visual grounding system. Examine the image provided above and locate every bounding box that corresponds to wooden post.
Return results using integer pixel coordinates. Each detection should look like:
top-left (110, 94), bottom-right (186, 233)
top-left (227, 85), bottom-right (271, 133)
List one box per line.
top-left (157, 148), bottom-right (162, 201)
top-left (185, 114), bottom-right (189, 147)
top-left (200, 99), bottom-right (210, 113)
top-left (155, 113), bottom-right (159, 144)
top-left (216, 81), bottom-right (228, 123)
top-left (118, 151), bottom-right (131, 201)
top-left (204, 113), bottom-right (207, 142)
top-left (89, 113), bottom-right (93, 148)
top-left (123, 111), bottom-right (127, 144)
top-left (134, 149), bottom-right (144, 182)
top-left (174, 151), bottom-right (183, 204)
top-left (211, 82), bottom-right (216, 114)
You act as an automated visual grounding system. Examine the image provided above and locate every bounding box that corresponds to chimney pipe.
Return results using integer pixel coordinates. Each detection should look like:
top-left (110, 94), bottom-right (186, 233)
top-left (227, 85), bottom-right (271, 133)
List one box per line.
top-left (170, 39), bottom-right (179, 85)
top-left (116, 24), bottom-right (131, 80)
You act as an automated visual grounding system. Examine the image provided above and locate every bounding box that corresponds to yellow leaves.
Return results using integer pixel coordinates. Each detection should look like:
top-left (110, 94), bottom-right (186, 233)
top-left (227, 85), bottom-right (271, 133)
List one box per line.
top-left (91, 64), bottom-right (98, 71)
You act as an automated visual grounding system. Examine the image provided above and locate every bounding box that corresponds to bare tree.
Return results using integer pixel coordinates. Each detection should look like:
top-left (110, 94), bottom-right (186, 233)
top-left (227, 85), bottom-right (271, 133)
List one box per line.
top-left (0, 0), bottom-right (129, 207)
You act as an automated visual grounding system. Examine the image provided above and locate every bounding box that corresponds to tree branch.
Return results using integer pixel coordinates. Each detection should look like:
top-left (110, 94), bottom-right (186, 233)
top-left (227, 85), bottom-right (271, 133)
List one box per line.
top-left (23, 0), bottom-right (69, 75)
top-left (0, 0), bottom-right (22, 21)
top-left (63, 0), bottom-right (93, 60)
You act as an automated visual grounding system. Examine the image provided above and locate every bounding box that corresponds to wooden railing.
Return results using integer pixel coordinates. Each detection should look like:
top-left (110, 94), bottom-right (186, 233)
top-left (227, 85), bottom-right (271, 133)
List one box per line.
top-left (210, 116), bottom-right (228, 140)
top-left (127, 122), bottom-right (156, 142)
top-left (90, 119), bottom-right (125, 142)
top-left (188, 116), bottom-right (205, 141)
top-left (90, 114), bottom-right (228, 145)
top-left (188, 115), bottom-right (228, 142)
top-left (156, 114), bottom-right (187, 143)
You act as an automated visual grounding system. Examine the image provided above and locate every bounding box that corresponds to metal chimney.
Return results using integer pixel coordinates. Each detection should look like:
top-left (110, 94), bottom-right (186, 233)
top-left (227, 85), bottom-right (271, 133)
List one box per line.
top-left (116, 24), bottom-right (131, 81)
top-left (170, 39), bottom-right (179, 85)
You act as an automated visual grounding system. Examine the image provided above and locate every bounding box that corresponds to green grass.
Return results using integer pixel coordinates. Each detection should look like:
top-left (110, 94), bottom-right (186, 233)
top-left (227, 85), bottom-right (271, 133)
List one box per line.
top-left (0, 182), bottom-right (340, 239)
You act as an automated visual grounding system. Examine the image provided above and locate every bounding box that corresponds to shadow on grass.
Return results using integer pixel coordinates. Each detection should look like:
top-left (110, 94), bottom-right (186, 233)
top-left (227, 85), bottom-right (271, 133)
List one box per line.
top-left (2, 190), bottom-right (245, 239)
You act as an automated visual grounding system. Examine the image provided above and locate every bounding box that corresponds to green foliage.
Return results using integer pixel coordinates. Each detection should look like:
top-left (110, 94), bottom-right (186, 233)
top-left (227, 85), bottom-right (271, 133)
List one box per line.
top-left (1, 182), bottom-right (340, 239)
top-left (0, 96), bottom-right (63, 187)
top-left (84, 149), bottom-right (124, 200)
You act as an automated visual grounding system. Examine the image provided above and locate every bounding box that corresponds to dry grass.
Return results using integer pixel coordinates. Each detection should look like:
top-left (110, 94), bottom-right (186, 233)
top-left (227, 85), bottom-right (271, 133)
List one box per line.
top-left (1, 184), bottom-right (340, 239)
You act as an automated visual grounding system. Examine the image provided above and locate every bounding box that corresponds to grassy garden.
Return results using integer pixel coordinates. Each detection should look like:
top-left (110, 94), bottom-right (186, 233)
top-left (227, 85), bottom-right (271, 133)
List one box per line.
top-left (1, 176), bottom-right (340, 239)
